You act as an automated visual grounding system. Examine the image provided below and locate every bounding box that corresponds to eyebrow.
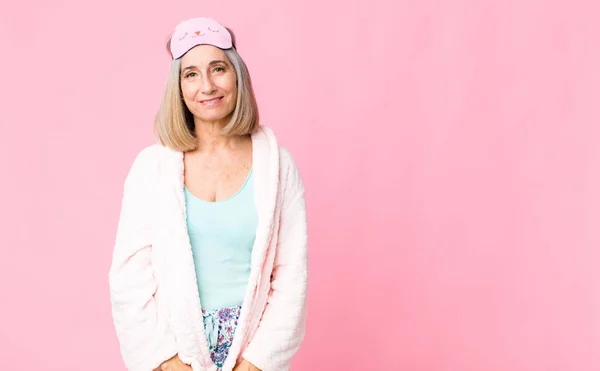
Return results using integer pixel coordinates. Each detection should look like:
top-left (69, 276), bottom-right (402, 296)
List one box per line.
top-left (181, 60), bottom-right (228, 72)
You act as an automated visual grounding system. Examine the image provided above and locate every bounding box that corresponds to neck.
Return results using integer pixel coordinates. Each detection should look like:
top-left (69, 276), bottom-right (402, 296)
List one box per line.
top-left (193, 119), bottom-right (244, 153)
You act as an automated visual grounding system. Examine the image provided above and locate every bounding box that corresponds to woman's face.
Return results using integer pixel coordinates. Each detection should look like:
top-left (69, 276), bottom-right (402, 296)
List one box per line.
top-left (180, 45), bottom-right (237, 125)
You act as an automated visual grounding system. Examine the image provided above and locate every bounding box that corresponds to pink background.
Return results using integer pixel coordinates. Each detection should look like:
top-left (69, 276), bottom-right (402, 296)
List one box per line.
top-left (1, 0), bottom-right (599, 370)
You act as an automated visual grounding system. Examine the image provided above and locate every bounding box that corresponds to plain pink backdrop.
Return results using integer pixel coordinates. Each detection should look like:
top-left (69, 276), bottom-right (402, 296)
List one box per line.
top-left (1, 0), bottom-right (599, 370)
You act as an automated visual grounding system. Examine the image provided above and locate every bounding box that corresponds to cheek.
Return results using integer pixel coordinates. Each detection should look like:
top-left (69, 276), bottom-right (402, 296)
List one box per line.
top-left (219, 75), bottom-right (237, 96)
top-left (180, 83), bottom-right (196, 101)
top-left (229, 86), bottom-right (238, 102)
top-left (228, 81), bottom-right (238, 103)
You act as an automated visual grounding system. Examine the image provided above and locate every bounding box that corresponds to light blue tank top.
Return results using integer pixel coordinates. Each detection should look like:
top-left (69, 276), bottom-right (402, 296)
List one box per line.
top-left (184, 169), bottom-right (257, 310)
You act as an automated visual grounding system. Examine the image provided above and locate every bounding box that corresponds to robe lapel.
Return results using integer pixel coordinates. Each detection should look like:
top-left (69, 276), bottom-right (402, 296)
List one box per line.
top-left (222, 126), bottom-right (281, 370)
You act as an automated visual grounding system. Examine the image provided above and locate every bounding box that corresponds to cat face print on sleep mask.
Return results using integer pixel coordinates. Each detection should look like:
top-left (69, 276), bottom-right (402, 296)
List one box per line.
top-left (169, 17), bottom-right (233, 59)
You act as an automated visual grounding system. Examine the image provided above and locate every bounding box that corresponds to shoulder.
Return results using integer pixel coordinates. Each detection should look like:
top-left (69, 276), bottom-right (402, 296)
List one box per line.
top-left (256, 125), bottom-right (303, 187)
top-left (127, 144), bottom-right (159, 175)
top-left (278, 147), bottom-right (304, 192)
top-left (279, 147), bottom-right (298, 174)
top-left (124, 143), bottom-right (175, 185)
top-left (277, 146), bottom-right (306, 209)
top-left (256, 125), bottom-right (299, 173)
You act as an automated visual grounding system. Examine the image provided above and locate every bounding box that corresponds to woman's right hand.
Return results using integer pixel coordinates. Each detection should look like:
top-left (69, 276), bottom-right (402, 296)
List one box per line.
top-left (158, 354), bottom-right (193, 371)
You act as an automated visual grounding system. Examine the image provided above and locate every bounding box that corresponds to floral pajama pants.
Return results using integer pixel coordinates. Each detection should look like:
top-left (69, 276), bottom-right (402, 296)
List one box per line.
top-left (202, 304), bottom-right (242, 370)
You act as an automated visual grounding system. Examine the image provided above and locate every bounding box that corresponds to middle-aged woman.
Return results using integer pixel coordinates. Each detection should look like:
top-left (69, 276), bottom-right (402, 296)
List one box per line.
top-left (109, 16), bottom-right (308, 371)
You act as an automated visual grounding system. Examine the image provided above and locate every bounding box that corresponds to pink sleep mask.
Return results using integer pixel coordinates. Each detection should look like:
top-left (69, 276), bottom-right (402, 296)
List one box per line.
top-left (169, 17), bottom-right (233, 59)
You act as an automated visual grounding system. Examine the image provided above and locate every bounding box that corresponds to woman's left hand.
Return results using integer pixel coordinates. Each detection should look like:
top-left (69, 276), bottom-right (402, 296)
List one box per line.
top-left (232, 358), bottom-right (261, 371)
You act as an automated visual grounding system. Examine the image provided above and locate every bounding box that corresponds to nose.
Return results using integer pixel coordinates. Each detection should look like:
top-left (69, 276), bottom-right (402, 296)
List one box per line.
top-left (199, 74), bottom-right (216, 95)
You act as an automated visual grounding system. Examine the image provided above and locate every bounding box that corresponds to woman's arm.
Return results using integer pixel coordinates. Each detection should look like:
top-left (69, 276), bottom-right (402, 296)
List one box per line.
top-left (109, 148), bottom-right (179, 371)
top-left (242, 149), bottom-right (308, 370)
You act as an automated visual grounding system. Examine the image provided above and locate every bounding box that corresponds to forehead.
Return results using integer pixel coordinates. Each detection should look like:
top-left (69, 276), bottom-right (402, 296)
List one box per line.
top-left (181, 45), bottom-right (229, 67)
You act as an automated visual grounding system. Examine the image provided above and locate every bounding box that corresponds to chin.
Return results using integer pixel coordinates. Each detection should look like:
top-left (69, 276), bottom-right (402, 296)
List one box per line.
top-left (196, 111), bottom-right (234, 123)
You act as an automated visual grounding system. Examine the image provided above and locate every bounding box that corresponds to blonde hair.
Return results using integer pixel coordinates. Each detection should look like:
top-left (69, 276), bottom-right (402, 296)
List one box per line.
top-left (154, 32), bottom-right (259, 152)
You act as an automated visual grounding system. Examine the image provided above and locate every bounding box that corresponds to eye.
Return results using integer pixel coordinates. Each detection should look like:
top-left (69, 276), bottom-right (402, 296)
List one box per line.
top-left (213, 67), bottom-right (225, 73)
top-left (184, 72), bottom-right (198, 78)
top-left (207, 27), bottom-right (219, 32)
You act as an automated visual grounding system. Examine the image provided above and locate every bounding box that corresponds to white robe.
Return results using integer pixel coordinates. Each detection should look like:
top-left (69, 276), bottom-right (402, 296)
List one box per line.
top-left (109, 126), bottom-right (308, 371)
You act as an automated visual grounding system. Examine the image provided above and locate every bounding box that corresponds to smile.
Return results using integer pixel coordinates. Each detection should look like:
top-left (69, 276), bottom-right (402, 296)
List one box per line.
top-left (199, 97), bottom-right (223, 105)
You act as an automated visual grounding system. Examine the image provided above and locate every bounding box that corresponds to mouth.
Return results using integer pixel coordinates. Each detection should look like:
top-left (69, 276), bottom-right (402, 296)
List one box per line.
top-left (199, 96), bottom-right (223, 105)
